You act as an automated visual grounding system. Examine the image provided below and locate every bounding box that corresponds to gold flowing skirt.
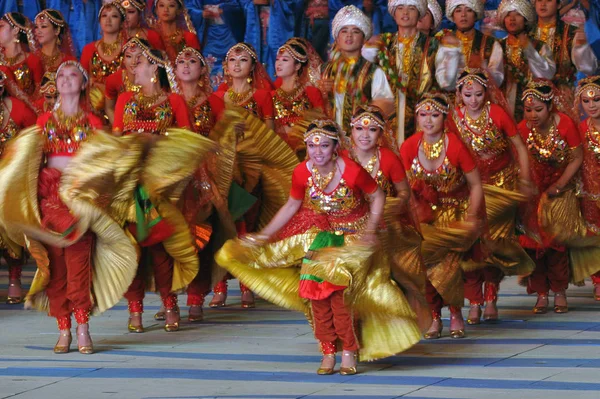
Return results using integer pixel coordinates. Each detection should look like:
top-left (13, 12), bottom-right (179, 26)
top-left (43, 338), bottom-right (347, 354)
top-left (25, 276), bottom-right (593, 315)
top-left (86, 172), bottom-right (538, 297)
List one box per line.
top-left (215, 230), bottom-right (422, 362)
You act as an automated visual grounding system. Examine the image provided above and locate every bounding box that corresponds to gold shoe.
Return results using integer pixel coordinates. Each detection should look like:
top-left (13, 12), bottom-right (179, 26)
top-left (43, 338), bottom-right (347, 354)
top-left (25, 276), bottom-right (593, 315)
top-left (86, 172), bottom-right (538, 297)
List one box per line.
top-left (449, 307), bottom-right (466, 339)
top-left (154, 305), bottom-right (166, 321)
top-left (339, 351), bottom-right (357, 375)
top-left (424, 318), bottom-right (443, 340)
top-left (317, 354), bottom-right (336, 375)
top-left (209, 292), bottom-right (227, 308)
top-left (467, 304), bottom-right (482, 325)
top-left (6, 281), bottom-right (22, 304)
top-left (76, 326), bottom-right (93, 355)
top-left (450, 329), bottom-right (466, 339)
top-left (164, 308), bottom-right (180, 332)
top-left (241, 290), bottom-right (255, 309)
top-left (53, 332), bottom-right (72, 354)
top-left (188, 305), bottom-right (204, 322)
top-left (483, 301), bottom-right (499, 321)
top-left (127, 312), bottom-right (144, 333)
top-left (533, 294), bottom-right (549, 314)
top-left (553, 291), bottom-right (568, 313)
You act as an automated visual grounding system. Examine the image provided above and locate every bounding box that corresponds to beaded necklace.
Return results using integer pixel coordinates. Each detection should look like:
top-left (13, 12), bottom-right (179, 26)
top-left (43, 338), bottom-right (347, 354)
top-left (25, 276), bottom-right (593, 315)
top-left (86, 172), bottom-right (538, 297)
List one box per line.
top-left (311, 162), bottom-right (337, 191)
top-left (422, 133), bottom-right (445, 160)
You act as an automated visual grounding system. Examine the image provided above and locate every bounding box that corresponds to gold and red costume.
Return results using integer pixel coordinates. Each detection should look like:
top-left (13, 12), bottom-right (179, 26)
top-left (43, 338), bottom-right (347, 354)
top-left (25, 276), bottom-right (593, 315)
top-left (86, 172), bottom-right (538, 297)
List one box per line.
top-left (518, 113), bottom-right (580, 295)
top-left (2, 53), bottom-right (43, 102)
top-left (104, 68), bottom-right (139, 103)
top-left (215, 155), bottom-right (421, 361)
top-left (401, 131), bottom-right (478, 317)
top-left (450, 102), bottom-right (534, 305)
top-left (80, 40), bottom-right (124, 114)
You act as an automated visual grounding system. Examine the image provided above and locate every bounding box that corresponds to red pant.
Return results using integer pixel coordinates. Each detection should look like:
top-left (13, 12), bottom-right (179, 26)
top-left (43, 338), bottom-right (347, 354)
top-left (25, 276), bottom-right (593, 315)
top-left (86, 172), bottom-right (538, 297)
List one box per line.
top-left (592, 271), bottom-right (600, 285)
top-left (526, 249), bottom-right (569, 294)
top-left (186, 241), bottom-right (214, 305)
top-left (464, 267), bottom-right (504, 304)
top-left (124, 243), bottom-right (174, 301)
top-left (2, 250), bottom-right (23, 279)
top-left (45, 234), bottom-right (94, 318)
top-left (425, 280), bottom-right (445, 315)
top-left (311, 290), bottom-right (358, 351)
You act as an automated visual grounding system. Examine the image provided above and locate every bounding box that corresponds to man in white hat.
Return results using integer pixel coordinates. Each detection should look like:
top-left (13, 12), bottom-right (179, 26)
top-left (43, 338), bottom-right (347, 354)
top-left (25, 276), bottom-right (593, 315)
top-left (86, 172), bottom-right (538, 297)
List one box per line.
top-left (417, 0), bottom-right (443, 36)
top-left (531, 0), bottom-right (597, 118)
top-left (322, 5), bottom-right (394, 132)
top-left (497, 0), bottom-right (556, 120)
top-left (445, 0), bottom-right (505, 87)
top-left (362, 0), bottom-right (463, 145)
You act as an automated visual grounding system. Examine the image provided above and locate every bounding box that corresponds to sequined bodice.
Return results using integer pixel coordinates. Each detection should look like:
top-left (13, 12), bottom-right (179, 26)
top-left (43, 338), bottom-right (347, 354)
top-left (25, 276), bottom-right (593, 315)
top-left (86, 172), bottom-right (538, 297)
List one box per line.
top-left (10, 62), bottom-right (34, 95)
top-left (90, 52), bottom-right (122, 84)
top-left (41, 113), bottom-right (93, 155)
top-left (526, 124), bottom-right (570, 167)
top-left (305, 176), bottom-right (360, 216)
top-left (274, 87), bottom-right (311, 125)
top-left (191, 100), bottom-right (214, 137)
top-left (0, 119), bottom-right (18, 156)
top-left (456, 107), bottom-right (509, 158)
top-left (584, 124), bottom-right (600, 162)
top-left (409, 156), bottom-right (465, 194)
top-left (123, 95), bottom-right (174, 135)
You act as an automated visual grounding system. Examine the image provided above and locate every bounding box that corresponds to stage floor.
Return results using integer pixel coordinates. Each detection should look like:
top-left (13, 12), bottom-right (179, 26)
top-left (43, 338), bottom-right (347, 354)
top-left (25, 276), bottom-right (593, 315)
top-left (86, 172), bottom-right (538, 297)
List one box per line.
top-left (1, 263), bottom-right (600, 399)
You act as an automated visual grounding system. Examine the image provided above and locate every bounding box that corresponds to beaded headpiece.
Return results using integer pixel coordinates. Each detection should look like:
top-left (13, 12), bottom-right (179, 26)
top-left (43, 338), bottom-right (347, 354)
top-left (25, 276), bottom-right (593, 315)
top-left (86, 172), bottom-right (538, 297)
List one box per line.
top-left (521, 79), bottom-right (554, 105)
top-left (3, 12), bottom-right (35, 51)
top-left (576, 76), bottom-right (600, 100)
top-left (278, 38), bottom-right (308, 64)
top-left (445, 0), bottom-right (484, 22)
top-left (457, 67), bottom-right (489, 90)
top-left (415, 93), bottom-right (450, 114)
top-left (123, 37), bottom-right (146, 54)
top-left (35, 9), bottom-right (66, 28)
top-left (497, 0), bottom-right (537, 30)
top-left (350, 105), bottom-right (386, 130)
top-left (136, 40), bottom-right (180, 92)
top-left (121, 0), bottom-right (145, 11)
top-left (388, 0), bottom-right (428, 18)
top-left (304, 120), bottom-right (342, 144)
top-left (427, 0), bottom-right (443, 32)
top-left (40, 72), bottom-right (57, 95)
top-left (226, 43), bottom-right (258, 62)
top-left (176, 46), bottom-right (207, 67)
top-left (98, 1), bottom-right (127, 20)
top-left (56, 60), bottom-right (89, 84)
top-left (332, 6), bottom-right (373, 40)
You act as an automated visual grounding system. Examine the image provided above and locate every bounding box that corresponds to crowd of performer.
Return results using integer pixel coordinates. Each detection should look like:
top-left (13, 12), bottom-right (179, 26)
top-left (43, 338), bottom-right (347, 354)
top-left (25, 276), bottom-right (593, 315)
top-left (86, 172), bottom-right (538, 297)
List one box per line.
top-left (1, 0), bottom-right (600, 377)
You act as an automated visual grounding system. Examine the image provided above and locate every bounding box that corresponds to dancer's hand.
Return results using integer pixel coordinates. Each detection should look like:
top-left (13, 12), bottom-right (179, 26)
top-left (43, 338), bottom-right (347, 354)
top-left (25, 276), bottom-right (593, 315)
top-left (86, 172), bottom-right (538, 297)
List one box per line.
top-left (546, 183), bottom-right (564, 198)
top-left (240, 233), bottom-right (269, 247)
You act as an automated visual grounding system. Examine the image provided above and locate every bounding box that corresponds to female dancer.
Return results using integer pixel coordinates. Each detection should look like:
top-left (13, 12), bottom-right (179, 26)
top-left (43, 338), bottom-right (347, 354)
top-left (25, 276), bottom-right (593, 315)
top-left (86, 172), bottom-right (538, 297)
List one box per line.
top-left (272, 38), bottom-right (324, 154)
top-left (0, 12), bottom-right (43, 103)
top-left (518, 80), bottom-right (582, 314)
top-left (401, 93), bottom-right (484, 339)
top-left (104, 37), bottom-right (146, 125)
top-left (0, 69), bottom-right (36, 304)
top-left (450, 68), bottom-right (534, 324)
top-left (573, 76), bottom-right (600, 300)
top-left (0, 61), bottom-right (138, 354)
top-left (151, 0), bottom-right (200, 63)
top-left (175, 46), bottom-right (227, 321)
top-left (209, 42), bottom-right (274, 308)
top-left (33, 9), bottom-right (76, 74)
top-left (216, 119), bottom-right (421, 374)
top-left (121, 0), bottom-right (165, 50)
top-left (33, 72), bottom-right (57, 112)
top-left (113, 46), bottom-right (202, 333)
top-left (80, 1), bottom-right (126, 116)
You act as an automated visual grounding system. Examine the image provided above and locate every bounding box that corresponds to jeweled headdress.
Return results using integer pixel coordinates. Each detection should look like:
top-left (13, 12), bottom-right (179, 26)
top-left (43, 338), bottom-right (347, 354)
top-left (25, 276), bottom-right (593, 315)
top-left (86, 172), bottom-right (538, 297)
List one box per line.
top-left (521, 79), bottom-right (554, 104)
top-left (56, 60), bottom-right (89, 85)
top-left (40, 71), bottom-right (57, 95)
top-left (445, 0), bottom-right (484, 22)
top-left (457, 67), bottom-right (489, 90)
top-left (304, 119), bottom-right (342, 144)
top-left (350, 105), bottom-right (386, 129)
top-left (226, 42), bottom-right (258, 62)
top-left (428, 0), bottom-right (443, 32)
top-left (388, 0), bottom-right (427, 18)
top-left (278, 38), bottom-right (308, 64)
top-left (123, 36), bottom-right (146, 53)
top-left (98, 1), bottom-right (127, 20)
top-left (497, 0), bottom-right (537, 30)
top-left (35, 9), bottom-right (66, 27)
top-left (3, 12), bottom-right (35, 51)
top-left (332, 5), bottom-right (373, 40)
top-left (137, 40), bottom-right (179, 92)
top-left (176, 46), bottom-right (207, 67)
top-left (576, 75), bottom-right (600, 100)
top-left (121, 0), bottom-right (145, 12)
top-left (415, 92), bottom-right (450, 114)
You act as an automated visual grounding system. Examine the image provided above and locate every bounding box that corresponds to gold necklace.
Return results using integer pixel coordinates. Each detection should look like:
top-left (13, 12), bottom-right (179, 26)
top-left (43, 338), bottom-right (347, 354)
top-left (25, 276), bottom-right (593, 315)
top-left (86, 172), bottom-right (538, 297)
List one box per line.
top-left (3, 52), bottom-right (24, 66)
top-left (422, 133), bottom-right (445, 160)
top-left (40, 49), bottom-right (61, 69)
top-left (312, 162), bottom-right (337, 191)
top-left (136, 91), bottom-right (163, 108)
top-left (227, 88), bottom-right (253, 106)
top-left (55, 108), bottom-right (85, 131)
top-left (276, 84), bottom-right (305, 102)
top-left (464, 105), bottom-right (489, 133)
top-left (98, 38), bottom-right (120, 57)
top-left (352, 149), bottom-right (378, 174)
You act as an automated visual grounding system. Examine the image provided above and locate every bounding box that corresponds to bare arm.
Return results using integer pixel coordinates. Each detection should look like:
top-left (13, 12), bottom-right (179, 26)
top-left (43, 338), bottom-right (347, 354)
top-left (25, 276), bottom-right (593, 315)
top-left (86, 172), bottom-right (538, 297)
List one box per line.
top-left (365, 187), bottom-right (385, 232)
top-left (258, 197), bottom-right (303, 239)
top-left (265, 119), bottom-right (275, 131)
top-left (393, 179), bottom-right (411, 209)
top-left (548, 146), bottom-right (583, 197)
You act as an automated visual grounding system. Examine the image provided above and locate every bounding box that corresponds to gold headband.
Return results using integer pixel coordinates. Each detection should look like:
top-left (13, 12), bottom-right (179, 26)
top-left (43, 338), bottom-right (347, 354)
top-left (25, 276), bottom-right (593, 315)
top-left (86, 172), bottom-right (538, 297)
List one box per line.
top-left (35, 9), bottom-right (66, 28)
top-left (576, 76), bottom-right (600, 100)
top-left (350, 107), bottom-right (385, 129)
top-left (278, 39), bottom-right (308, 63)
top-left (123, 37), bottom-right (146, 53)
top-left (415, 94), bottom-right (450, 114)
top-left (304, 120), bottom-right (341, 143)
top-left (521, 81), bottom-right (554, 104)
top-left (176, 46), bottom-right (207, 67)
top-left (98, 1), bottom-right (127, 19)
top-left (226, 43), bottom-right (258, 62)
top-left (4, 13), bottom-right (28, 34)
top-left (121, 0), bottom-right (145, 11)
top-left (56, 60), bottom-right (89, 84)
top-left (457, 67), bottom-right (488, 90)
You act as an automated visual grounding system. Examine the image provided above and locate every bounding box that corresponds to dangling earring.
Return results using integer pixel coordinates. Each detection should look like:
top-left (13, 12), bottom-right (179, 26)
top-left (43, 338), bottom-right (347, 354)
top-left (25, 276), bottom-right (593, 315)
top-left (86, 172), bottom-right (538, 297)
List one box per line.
top-left (57, 36), bottom-right (62, 46)
top-left (332, 150), bottom-right (339, 160)
top-left (14, 37), bottom-right (20, 43)
top-left (246, 76), bottom-right (253, 85)
top-left (151, 73), bottom-right (157, 83)
top-left (198, 78), bottom-right (204, 88)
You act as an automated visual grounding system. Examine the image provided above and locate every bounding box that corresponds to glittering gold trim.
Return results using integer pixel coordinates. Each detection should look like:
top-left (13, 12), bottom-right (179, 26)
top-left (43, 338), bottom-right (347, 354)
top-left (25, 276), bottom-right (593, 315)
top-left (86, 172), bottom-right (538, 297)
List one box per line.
top-left (415, 94), bottom-right (450, 115)
top-left (121, 0), bottom-right (145, 12)
top-left (56, 60), bottom-right (89, 84)
top-left (303, 119), bottom-right (341, 143)
top-left (175, 46), bottom-right (207, 67)
top-left (457, 67), bottom-right (488, 90)
top-left (226, 43), bottom-right (258, 62)
top-left (350, 108), bottom-right (385, 129)
top-left (278, 39), bottom-right (308, 63)
top-left (576, 77), bottom-right (600, 100)
top-left (35, 9), bottom-right (65, 28)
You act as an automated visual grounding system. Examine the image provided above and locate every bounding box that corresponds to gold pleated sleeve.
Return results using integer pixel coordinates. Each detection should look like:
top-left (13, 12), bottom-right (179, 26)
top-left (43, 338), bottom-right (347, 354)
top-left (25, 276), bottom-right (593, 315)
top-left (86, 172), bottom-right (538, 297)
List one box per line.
top-left (462, 185), bottom-right (535, 276)
top-left (208, 110), bottom-right (239, 199)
